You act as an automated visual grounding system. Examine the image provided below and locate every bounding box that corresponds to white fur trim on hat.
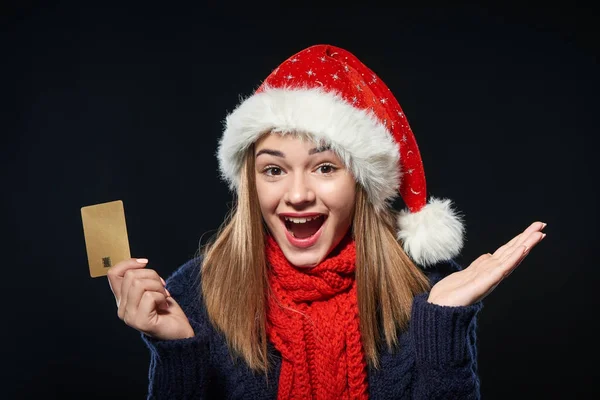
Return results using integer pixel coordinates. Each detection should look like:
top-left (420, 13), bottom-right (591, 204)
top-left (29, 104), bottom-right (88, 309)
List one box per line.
top-left (397, 197), bottom-right (465, 267)
top-left (217, 86), bottom-right (400, 211)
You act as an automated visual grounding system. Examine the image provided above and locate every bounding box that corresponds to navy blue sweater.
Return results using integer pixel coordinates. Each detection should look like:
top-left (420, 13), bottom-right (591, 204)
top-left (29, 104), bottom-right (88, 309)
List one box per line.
top-left (141, 257), bottom-right (482, 399)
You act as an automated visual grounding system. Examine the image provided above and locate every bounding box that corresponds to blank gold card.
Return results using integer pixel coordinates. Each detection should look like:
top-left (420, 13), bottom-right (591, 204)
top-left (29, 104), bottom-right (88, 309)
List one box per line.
top-left (81, 200), bottom-right (131, 278)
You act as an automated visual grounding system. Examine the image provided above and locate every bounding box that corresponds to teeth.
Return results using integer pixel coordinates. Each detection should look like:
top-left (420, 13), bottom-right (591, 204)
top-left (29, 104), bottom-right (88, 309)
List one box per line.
top-left (284, 215), bottom-right (321, 224)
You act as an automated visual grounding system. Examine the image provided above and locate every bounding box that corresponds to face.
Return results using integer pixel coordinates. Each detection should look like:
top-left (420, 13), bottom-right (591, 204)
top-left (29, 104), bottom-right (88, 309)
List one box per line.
top-left (254, 133), bottom-right (356, 268)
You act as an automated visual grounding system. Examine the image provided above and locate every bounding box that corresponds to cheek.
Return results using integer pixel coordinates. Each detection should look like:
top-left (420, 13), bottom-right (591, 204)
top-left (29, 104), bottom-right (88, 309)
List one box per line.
top-left (255, 180), bottom-right (280, 214)
top-left (320, 178), bottom-right (356, 219)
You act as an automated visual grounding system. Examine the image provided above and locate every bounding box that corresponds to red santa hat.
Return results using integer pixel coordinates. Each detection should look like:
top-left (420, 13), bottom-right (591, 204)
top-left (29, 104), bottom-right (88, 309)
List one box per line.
top-left (217, 44), bottom-right (465, 267)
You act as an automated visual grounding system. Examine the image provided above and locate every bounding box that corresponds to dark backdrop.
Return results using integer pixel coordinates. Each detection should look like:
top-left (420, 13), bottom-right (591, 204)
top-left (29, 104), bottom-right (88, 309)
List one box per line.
top-left (4, 2), bottom-right (598, 399)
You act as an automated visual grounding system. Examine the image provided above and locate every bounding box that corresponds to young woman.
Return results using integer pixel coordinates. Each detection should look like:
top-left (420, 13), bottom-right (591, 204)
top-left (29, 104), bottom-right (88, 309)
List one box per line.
top-left (107, 45), bottom-right (546, 399)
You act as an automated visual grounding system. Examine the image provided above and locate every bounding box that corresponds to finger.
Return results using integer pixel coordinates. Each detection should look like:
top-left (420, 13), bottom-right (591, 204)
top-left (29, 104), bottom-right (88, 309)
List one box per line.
top-left (139, 290), bottom-right (170, 317)
top-left (500, 244), bottom-right (531, 279)
top-left (509, 221), bottom-right (546, 248)
top-left (493, 221), bottom-right (546, 259)
top-left (123, 291), bottom-right (166, 331)
top-left (132, 291), bottom-right (170, 331)
top-left (500, 230), bottom-right (545, 264)
top-left (508, 232), bottom-right (546, 273)
top-left (504, 256), bottom-right (525, 279)
top-left (128, 278), bottom-right (169, 310)
top-left (500, 232), bottom-right (546, 277)
top-left (107, 258), bottom-right (149, 302)
top-left (108, 257), bottom-right (149, 279)
top-left (119, 268), bottom-right (164, 311)
top-left (119, 277), bottom-right (168, 320)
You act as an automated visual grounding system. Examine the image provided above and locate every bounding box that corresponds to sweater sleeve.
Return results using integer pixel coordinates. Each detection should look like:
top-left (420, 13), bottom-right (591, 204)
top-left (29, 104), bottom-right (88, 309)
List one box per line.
top-left (410, 259), bottom-right (483, 400)
top-left (139, 257), bottom-right (210, 400)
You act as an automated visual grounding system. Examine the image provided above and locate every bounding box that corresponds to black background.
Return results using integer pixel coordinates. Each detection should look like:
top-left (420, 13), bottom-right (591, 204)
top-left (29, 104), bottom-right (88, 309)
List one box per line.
top-left (4, 2), bottom-right (598, 399)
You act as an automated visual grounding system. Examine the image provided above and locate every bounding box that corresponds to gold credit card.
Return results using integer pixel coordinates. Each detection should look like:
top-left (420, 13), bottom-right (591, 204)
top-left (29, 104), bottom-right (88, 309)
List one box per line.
top-left (81, 200), bottom-right (131, 278)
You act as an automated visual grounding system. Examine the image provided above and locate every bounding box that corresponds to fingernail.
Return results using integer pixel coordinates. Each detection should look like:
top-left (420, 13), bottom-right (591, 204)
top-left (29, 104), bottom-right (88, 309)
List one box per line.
top-left (136, 258), bottom-right (148, 264)
top-left (161, 299), bottom-right (170, 309)
top-left (160, 277), bottom-right (166, 286)
top-left (541, 233), bottom-right (546, 239)
top-left (165, 288), bottom-right (171, 298)
top-left (542, 223), bottom-right (547, 229)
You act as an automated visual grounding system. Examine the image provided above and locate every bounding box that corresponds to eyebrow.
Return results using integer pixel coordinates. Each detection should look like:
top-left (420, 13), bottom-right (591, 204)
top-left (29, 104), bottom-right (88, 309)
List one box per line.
top-left (308, 145), bottom-right (331, 155)
top-left (255, 149), bottom-right (285, 158)
top-left (255, 146), bottom-right (332, 159)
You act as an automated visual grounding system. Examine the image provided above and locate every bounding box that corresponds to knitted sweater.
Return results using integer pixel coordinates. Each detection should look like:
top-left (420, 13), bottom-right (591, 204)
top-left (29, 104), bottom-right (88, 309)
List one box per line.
top-left (141, 257), bottom-right (482, 399)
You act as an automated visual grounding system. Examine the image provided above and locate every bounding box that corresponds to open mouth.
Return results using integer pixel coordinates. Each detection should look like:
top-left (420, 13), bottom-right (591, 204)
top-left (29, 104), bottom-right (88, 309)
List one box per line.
top-left (282, 214), bottom-right (327, 239)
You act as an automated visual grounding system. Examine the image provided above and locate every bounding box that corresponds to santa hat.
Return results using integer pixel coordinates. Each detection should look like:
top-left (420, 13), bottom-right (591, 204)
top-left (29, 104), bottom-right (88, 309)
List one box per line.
top-left (217, 44), bottom-right (465, 267)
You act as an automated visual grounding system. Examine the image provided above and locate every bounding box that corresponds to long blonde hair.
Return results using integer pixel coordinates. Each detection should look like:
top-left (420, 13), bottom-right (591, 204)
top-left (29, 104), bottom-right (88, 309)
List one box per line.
top-left (200, 145), bottom-right (431, 373)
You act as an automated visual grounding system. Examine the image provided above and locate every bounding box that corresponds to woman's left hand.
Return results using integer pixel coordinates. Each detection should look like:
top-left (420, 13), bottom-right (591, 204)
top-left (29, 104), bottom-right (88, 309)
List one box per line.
top-left (427, 221), bottom-right (547, 307)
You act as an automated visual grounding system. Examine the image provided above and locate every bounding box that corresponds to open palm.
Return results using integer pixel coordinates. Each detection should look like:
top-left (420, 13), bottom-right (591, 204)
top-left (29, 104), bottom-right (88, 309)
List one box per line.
top-left (428, 221), bottom-right (547, 307)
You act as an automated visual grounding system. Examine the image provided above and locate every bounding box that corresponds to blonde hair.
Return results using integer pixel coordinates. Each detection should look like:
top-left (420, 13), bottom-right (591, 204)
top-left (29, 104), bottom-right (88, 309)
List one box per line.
top-left (200, 145), bottom-right (431, 373)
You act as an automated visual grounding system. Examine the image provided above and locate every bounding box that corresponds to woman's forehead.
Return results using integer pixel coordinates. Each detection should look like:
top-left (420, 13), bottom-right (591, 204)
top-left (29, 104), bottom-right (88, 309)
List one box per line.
top-left (254, 132), bottom-right (329, 152)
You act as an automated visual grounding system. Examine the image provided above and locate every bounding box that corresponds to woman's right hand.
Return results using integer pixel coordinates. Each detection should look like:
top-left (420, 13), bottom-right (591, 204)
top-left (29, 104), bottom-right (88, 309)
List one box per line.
top-left (107, 258), bottom-right (195, 340)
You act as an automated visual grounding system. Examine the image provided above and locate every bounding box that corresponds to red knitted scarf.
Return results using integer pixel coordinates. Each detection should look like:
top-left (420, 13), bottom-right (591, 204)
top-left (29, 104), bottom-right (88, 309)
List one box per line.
top-left (265, 235), bottom-right (369, 400)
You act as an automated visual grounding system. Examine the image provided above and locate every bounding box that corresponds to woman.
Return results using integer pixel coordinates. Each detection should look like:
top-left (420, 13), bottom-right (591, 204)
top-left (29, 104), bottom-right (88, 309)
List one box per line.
top-left (107, 45), bottom-right (546, 399)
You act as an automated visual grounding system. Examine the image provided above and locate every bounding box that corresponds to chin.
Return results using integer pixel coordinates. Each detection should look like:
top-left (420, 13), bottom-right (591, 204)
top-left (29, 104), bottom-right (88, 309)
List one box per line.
top-left (274, 227), bottom-right (345, 268)
top-left (280, 246), bottom-right (326, 268)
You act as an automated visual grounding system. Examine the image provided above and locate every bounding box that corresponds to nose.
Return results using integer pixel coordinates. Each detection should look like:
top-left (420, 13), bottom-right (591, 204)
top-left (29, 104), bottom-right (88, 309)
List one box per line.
top-left (284, 173), bottom-right (316, 206)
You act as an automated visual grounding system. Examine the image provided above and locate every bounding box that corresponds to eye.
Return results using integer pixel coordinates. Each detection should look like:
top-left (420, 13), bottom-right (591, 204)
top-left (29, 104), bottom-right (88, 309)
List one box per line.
top-left (263, 166), bottom-right (284, 176)
top-left (316, 163), bottom-right (337, 175)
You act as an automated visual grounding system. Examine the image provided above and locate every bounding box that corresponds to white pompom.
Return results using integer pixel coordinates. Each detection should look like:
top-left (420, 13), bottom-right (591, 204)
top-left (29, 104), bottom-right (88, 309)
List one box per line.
top-left (397, 197), bottom-right (465, 267)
